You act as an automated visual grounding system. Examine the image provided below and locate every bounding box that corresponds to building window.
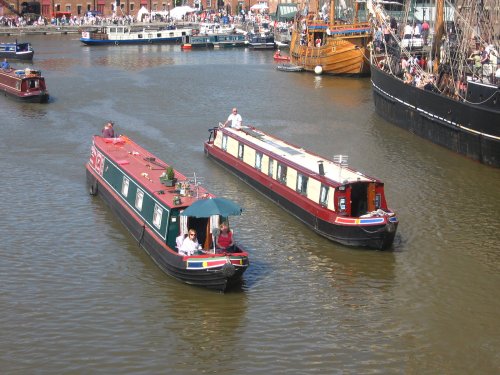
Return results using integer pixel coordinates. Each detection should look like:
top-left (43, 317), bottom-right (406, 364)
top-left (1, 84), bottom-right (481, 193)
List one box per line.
top-left (296, 173), bottom-right (308, 195)
top-left (255, 152), bottom-right (262, 171)
top-left (277, 163), bottom-right (287, 184)
top-left (121, 176), bottom-right (129, 197)
top-left (238, 143), bottom-right (244, 160)
top-left (153, 204), bottom-right (163, 229)
top-left (268, 158), bottom-right (274, 177)
top-left (319, 185), bottom-right (329, 207)
top-left (222, 134), bottom-right (228, 151)
top-left (65, 5), bottom-right (71, 11)
top-left (135, 189), bottom-right (144, 211)
top-left (130, 4), bottom-right (134, 11)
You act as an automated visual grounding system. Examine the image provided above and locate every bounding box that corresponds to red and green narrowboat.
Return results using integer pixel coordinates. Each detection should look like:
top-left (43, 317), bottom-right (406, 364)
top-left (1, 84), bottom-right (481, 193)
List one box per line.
top-left (86, 135), bottom-right (249, 291)
top-left (204, 126), bottom-right (398, 250)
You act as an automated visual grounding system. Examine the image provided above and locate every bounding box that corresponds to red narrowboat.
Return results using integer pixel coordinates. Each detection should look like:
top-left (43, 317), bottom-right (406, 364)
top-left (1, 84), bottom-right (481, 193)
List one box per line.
top-left (0, 67), bottom-right (49, 103)
top-left (204, 126), bottom-right (398, 250)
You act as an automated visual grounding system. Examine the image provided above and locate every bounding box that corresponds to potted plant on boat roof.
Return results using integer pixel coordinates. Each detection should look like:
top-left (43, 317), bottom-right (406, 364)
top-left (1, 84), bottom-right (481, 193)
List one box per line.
top-left (160, 166), bottom-right (177, 187)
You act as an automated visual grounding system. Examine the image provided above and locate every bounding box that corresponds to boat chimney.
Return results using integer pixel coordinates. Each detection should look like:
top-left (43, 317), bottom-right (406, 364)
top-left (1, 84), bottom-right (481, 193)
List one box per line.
top-left (318, 160), bottom-right (325, 176)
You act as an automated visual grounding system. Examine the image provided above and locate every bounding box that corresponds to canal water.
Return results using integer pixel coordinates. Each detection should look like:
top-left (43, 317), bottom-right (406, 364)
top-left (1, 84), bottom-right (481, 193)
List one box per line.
top-left (0, 34), bottom-right (499, 374)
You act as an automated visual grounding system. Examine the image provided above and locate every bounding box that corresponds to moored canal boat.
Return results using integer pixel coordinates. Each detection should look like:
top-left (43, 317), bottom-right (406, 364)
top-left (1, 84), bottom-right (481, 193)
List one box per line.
top-left (204, 126), bottom-right (398, 249)
top-left (86, 135), bottom-right (249, 291)
top-left (181, 33), bottom-right (247, 49)
top-left (0, 67), bottom-right (49, 103)
top-left (80, 25), bottom-right (192, 45)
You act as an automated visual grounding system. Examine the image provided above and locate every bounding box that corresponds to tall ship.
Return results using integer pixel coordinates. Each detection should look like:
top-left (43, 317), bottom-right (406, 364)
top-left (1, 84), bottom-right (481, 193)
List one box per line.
top-left (86, 135), bottom-right (249, 291)
top-left (289, 0), bottom-right (372, 75)
top-left (367, 0), bottom-right (500, 167)
top-left (204, 126), bottom-right (398, 250)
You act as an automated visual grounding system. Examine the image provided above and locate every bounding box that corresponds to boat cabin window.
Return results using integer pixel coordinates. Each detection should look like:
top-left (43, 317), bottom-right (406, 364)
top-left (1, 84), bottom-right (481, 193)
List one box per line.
top-left (110, 27), bottom-right (116, 33)
top-left (153, 204), bottom-right (163, 229)
top-left (222, 134), bottom-right (228, 151)
top-left (277, 163), bottom-right (287, 184)
top-left (375, 194), bottom-right (381, 209)
top-left (338, 197), bottom-right (346, 212)
top-left (157, 33), bottom-right (162, 37)
top-left (28, 79), bottom-right (39, 89)
top-left (138, 34), bottom-right (144, 39)
top-left (16, 82), bottom-right (21, 90)
top-left (238, 143), bottom-right (244, 160)
top-left (255, 152), bottom-right (262, 171)
top-left (319, 185), bottom-right (329, 207)
top-left (135, 189), bottom-right (144, 211)
top-left (296, 173), bottom-right (308, 195)
top-left (268, 159), bottom-right (274, 177)
top-left (121, 176), bottom-right (130, 197)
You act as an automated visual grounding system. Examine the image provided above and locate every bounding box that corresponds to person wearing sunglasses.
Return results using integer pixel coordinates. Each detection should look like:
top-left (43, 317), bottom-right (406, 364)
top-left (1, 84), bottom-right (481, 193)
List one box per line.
top-left (179, 229), bottom-right (204, 256)
top-left (222, 107), bottom-right (242, 129)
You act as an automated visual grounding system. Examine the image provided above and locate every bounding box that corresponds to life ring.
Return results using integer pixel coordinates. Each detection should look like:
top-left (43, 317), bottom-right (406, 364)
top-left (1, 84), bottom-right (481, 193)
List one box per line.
top-left (114, 40), bottom-right (119, 46)
top-left (89, 180), bottom-right (98, 196)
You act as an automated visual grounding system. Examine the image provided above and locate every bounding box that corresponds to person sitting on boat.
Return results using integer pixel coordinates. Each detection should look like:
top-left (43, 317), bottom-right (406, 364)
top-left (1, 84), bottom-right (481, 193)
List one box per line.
top-left (222, 108), bottom-right (242, 129)
top-left (102, 121), bottom-right (115, 138)
top-left (176, 232), bottom-right (187, 250)
top-left (179, 229), bottom-right (204, 256)
top-left (216, 221), bottom-right (234, 252)
top-left (1, 58), bottom-right (10, 70)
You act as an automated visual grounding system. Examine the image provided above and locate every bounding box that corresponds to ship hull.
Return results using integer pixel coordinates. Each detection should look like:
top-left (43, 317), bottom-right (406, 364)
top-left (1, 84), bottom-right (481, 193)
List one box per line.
top-left (371, 64), bottom-right (500, 167)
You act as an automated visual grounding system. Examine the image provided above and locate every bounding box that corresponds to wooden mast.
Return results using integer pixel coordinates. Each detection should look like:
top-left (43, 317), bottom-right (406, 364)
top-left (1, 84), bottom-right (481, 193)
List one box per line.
top-left (329, 0), bottom-right (335, 25)
top-left (432, 0), bottom-right (445, 72)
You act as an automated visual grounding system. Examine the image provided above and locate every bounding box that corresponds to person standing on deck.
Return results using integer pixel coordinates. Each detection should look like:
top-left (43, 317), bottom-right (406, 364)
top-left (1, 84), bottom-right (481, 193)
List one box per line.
top-left (102, 121), bottom-right (115, 138)
top-left (222, 108), bottom-right (242, 129)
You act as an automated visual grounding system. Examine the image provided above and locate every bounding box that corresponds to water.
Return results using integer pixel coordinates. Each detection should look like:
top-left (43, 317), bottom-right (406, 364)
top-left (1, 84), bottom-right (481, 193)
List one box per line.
top-left (0, 34), bottom-right (499, 374)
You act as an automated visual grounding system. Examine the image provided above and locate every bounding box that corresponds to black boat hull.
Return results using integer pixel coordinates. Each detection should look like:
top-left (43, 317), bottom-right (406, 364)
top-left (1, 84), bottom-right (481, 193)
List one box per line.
top-left (86, 168), bottom-right (247, 291)
top-left (205, 145), bottom-right (397, 250)
top-left (371, 64), bottom-right (500, 167)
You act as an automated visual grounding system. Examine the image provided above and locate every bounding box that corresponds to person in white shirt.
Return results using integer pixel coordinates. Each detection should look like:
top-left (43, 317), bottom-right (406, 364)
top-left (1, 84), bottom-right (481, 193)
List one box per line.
top-left (223, 108), bottom-right (242, 129)
top-left (179, 229), bottom-right (203, 256)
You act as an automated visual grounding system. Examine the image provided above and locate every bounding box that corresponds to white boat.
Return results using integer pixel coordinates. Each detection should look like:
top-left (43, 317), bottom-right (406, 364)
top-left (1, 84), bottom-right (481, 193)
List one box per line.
top-left (80, 25), bottom-right (192, 45)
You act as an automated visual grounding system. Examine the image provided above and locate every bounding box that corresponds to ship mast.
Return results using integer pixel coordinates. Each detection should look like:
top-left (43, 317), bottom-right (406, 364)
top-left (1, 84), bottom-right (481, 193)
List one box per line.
top-left (329, 0), bottom-right (335, 25)
top-left (432, 0), bottom-right (445, 71)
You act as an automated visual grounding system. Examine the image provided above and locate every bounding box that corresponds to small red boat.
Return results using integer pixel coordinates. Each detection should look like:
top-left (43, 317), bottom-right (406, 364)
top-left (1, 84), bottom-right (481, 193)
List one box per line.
top-left (0, 67), bottom-right (49, 103)
top-left (273, 51), bottom-right (290, 61)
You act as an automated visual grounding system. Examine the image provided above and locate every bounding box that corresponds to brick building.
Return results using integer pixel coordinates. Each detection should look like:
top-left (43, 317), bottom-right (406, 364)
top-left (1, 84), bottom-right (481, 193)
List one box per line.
top-left (0, 0), bottom-right (285, 18)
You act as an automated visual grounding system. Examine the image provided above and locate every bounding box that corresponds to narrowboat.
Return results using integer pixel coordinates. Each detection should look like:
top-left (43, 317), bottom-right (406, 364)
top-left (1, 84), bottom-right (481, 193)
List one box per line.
top-left (86, 135), bottom-right (249, 291)
top-left (181, 33), bottom-right (247, 49)
top-left (204, 126), bottom-right (398, 250)
top-left (0, 67), bottom-right (49, 103)
top-left (248, 33), bottom-right (275, 49)
top-left (0, 41), bottom-right (34, 61)
top-left (80, 25), bottom-right (192, 45)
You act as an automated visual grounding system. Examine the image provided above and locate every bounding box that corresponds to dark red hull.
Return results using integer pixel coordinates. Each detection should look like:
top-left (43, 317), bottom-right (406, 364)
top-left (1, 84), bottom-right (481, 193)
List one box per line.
top-left (0, 67), bottom-right (49, 103)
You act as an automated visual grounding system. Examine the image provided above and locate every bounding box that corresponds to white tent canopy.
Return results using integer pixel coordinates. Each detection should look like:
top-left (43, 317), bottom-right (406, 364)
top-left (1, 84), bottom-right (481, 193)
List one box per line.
top-left (250, 3), bottom-right (269, 11)
top-left (169, 6), bottom-right (197, 20)
top-left (137, 6), bottom-right (150, 21)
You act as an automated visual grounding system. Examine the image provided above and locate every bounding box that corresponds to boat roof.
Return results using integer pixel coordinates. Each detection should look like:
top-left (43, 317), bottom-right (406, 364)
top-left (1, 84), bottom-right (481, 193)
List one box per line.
top-left (224, 127), bottom-right (380, 185)
top-left (93, 135), bottom-right (214, 209)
